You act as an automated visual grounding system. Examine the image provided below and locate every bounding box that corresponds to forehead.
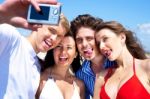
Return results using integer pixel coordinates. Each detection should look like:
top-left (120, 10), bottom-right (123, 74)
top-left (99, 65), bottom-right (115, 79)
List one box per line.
top-left (76, 27), bottom-right (95, 38)
top-left (45, 24), bottom-right (66, 36)
top-left (60, 36), bottom-right (75, 46)
top-left (96, 28), bottom-right (115, 37)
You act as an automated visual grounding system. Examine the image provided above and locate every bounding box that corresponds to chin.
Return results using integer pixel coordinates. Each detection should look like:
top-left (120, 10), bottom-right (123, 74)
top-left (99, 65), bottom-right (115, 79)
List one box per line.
top-left (108, 56), bottom-right (116, 61)
top-left (85, 56), bottom-right (94, 60)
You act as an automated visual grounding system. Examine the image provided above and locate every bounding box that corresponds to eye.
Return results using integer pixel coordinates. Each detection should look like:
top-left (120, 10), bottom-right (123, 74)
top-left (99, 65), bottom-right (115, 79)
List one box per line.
top-left (56, 35), bottom-right (63, 40)
top-left (86, 37), bottom-right (94, 41)
top-left (76, 38), bottom-right (82, 44)
top-left (55, 45), bottom-right (62, 49)
top-left (103, 37), bottom-right (108, 42)
top-left (67, 46), bottom-right (73, 50)
top-left (48, 28), bottom-right (57, 35)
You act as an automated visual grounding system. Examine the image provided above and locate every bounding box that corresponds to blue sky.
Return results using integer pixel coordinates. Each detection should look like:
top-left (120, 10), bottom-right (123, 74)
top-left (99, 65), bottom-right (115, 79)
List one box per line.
top-left (0, 0), bottom-right (150, 52)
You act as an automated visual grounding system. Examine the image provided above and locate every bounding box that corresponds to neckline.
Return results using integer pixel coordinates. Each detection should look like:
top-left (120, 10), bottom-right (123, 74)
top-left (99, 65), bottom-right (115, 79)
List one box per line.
top-left (49, 77), bottom-right (78, 99)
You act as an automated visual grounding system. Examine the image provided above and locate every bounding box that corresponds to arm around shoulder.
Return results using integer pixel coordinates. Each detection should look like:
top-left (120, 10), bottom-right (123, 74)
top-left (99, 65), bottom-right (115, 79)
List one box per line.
top-left (75, 78), bottom-right (85, 99)
top-left (93, 75), bottom-right (105, 99)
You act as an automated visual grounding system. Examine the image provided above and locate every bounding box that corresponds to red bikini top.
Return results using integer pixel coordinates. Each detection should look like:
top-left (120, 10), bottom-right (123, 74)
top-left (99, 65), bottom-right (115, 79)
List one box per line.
top-left (100, 58), bottom-right (150, 99)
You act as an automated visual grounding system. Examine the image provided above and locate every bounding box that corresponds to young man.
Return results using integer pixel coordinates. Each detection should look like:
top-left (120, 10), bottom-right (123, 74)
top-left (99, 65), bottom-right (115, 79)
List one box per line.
top-left (71, 14), bottom-right (115, 99)
top-left (0, 0), bottom-right (70, 98)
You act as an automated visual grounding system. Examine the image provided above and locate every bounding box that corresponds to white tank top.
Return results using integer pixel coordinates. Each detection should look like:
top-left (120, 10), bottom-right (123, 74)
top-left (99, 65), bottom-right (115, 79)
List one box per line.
top-left (39, 77), bottom-right (81, 99)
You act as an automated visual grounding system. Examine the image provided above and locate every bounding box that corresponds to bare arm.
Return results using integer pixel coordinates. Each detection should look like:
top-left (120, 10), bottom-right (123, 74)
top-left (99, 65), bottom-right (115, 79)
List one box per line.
top-left (93, 75), bottom-right (105, 99)
top-left (80, 81), bottom-right (85, 99)
top-left (75, 78), bottom-right (85, 99)
top-left (0, 0), bottom-right (57, 30)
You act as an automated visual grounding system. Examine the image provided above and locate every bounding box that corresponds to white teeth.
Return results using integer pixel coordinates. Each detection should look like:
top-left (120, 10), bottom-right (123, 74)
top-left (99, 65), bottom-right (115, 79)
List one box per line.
top-left (60, 56), bottom-right (67, 58)
top-left (59, 57), bottom-right (68, 61)
top-left (45, 40), bottom-right (52, 47)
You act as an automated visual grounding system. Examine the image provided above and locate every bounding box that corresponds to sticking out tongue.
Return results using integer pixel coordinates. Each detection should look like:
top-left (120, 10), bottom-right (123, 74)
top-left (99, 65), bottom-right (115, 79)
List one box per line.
top-left (84, 49), bottom-right (92, 55)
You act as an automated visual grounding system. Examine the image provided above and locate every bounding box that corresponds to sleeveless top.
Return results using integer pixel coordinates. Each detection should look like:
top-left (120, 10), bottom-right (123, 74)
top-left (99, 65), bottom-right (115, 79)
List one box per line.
top-left (100, 58), bottom-right (150, 99)
top-left (39, 77), bottom-right (81, 99)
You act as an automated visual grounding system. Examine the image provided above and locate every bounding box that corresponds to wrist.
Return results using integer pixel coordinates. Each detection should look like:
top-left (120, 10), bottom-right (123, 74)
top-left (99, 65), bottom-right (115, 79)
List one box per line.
top-left (0, 4), bottom-right (10, 24)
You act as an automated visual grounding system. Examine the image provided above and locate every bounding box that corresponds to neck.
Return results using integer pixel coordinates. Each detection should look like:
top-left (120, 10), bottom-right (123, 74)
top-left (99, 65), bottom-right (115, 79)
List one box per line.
top-left (51, 65), bottom-right (70, 79)
top-left (91, 53), bottom-right (105, 74)
top-left (116, 46), bottom-right (133, 68)
top-left (27, 31), bottom-right (39, 54)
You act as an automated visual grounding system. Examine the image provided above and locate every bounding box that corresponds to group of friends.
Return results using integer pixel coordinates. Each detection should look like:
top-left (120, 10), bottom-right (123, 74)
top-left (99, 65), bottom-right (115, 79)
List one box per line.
top-left (0, 0), bottom-right (150, 99)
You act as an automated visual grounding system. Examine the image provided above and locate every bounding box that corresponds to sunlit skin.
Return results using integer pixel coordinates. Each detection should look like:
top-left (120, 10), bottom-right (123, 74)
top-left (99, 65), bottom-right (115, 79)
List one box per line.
top-left (40, 36), bottom-right (85, 99)
top-left (95, 28), bottom-right (150, 99)
top-left (95, 28), bottom-right (124, 61)
top-left (53, 36), bottom-right (77, 68)
top-left (28, 24), bottom-right (66, 53)
top-left (76, 27), bottom-right (99, 60)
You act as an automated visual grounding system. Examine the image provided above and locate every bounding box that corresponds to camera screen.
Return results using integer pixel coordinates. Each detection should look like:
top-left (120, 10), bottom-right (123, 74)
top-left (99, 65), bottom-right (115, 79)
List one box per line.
top-left (30, 6), bottom-right (50, 20)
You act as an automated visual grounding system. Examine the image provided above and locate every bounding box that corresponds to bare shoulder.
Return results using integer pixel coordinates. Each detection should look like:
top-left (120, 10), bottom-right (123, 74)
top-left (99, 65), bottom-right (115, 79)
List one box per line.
top-left (140, 59), bottom-right (150, 74)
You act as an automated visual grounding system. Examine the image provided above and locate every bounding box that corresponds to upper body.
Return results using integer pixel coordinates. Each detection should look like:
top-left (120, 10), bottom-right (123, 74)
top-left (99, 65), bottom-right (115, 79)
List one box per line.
top-left (36, 33), bottom-right (85, 99)
top-left (0, 9), bottom-right (69, 99)
top-left (0, 24), bottom-right (40, 99)
top-left (71, 14), bottom-right (116, 99)
top-left (0, 0), bottom-right (57, 30)
top-left (95, 21), bottom-right (150, 99)
top-left (75, 59), bottom-right (116, 98)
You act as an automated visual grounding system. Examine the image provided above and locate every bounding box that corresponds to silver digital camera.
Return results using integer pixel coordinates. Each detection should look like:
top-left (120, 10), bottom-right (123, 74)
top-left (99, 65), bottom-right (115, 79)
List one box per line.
top-left (27, 4), bottom-right (61, 25)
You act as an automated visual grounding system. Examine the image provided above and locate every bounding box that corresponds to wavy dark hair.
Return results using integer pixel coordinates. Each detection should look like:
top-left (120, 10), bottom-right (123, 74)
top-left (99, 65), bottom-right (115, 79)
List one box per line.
top-left (41, 31), bottom-right (81, 73)
top-left (70, 14), bottom-right (103, 39)
top-left (95, 21), bottom-right (147, 59)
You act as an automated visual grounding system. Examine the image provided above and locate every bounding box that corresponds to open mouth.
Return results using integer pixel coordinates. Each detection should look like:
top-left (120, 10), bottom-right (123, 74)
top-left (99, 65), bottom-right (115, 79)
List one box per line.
top-left (59, 56), bottom-right (68, 62)
top-left (44, 39), bottom-right (52, 49)
top-left (83, 48), bottom-right (93, 55)
top-left (103, 50), bottom-right (111, 57)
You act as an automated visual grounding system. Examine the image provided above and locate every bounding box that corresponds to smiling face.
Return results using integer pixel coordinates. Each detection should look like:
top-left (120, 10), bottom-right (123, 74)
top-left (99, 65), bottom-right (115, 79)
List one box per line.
top-left (53, 36), bottom-right (76, 67)
top-left (95, 28), bottom-right (125, 61)
top-left (75, 27), bottom-right (99, 60)
top-left (35, 24), bottom-right (66, 53)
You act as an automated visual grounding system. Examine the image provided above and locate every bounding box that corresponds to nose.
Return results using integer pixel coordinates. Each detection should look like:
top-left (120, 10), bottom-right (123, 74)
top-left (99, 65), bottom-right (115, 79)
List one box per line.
top-left (99, 42), bottom-right (105, 51)
top-left (82, 39), bottom-right (88, 47)
top-left (62, 47), bottom-right (67, 54)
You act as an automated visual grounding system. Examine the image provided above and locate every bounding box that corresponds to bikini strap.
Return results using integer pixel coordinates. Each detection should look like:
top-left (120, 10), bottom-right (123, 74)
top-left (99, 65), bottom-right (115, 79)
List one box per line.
top-left (133, 57), bottom-right (135, 74)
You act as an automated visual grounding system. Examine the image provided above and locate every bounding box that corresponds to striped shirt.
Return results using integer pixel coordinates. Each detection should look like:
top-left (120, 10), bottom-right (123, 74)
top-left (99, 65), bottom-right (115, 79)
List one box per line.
top-left (75, 59), bottom-right (116, 99)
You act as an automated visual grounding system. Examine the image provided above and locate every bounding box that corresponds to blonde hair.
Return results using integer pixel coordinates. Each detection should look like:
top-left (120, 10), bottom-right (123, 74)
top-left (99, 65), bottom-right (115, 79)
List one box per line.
top-left (59, 13), bottom-right (70, 34)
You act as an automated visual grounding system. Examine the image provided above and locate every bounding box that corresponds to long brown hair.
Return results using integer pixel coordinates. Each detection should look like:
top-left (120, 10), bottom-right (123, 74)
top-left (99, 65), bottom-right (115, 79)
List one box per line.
top-left (96, 21), bottom-right (147, 59)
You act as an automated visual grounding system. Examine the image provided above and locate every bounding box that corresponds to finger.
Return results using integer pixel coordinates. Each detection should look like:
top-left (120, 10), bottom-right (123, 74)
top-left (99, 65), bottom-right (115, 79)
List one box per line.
top-left (37, 0), bottom-right (57, 4)
top-left (30, 0), bottom-right (41, 12)
top-left (30, 0), bottom-right (58, 12)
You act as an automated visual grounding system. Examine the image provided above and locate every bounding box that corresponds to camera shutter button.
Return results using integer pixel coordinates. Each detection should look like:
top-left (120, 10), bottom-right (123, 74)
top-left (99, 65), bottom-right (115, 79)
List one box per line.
top-left (53, 8), bottom-right (59, 15)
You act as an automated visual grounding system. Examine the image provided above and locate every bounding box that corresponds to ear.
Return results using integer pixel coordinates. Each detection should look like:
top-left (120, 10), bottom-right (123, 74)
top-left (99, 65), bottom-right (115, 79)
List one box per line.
top-left (74, 52), bottom-right (78, 58)
top-left (120, 32), bottom-right (126, 44)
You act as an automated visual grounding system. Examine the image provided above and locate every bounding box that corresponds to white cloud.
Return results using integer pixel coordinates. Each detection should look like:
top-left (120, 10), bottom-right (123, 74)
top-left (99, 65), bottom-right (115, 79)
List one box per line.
top-left (137, 23), bottom-right (150, 34)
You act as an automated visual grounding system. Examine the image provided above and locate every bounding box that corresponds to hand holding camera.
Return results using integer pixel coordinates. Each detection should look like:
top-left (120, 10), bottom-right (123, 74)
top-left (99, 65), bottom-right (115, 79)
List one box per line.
top-left (27, 4), bottom-right (61, 25)
top-left (0, 0), bottom-right (58, 30)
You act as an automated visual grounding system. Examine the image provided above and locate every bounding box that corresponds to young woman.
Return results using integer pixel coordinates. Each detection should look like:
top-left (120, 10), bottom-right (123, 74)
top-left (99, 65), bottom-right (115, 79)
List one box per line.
top-left (95, 21), bottom-right (150, 99)
top-left (36, 32), bottom-right (85, 99)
